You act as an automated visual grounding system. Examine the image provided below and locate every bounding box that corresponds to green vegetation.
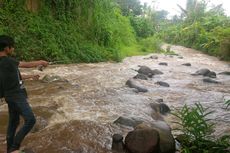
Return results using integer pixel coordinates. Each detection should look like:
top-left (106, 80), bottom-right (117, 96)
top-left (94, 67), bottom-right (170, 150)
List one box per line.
top-left (0, 0), bottom-right (163, 63)
top-left (158, 0), bottom-right (230, 60)
top-left (173, 103), bottom-right (230, 153)
top-left (225, 100), bottom-right (230, 109)
top-left (0, 0), bottom-right (229, 62)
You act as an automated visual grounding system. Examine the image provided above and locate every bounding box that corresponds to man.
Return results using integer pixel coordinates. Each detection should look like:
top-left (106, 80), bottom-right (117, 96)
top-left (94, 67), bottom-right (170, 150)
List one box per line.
top-left (0, 35), bottom-right (48, 153)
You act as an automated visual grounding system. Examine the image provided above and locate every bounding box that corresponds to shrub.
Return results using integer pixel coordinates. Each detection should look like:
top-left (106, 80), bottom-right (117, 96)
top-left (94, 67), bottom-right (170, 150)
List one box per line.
top-left (173, 103), bottom-right (230, 153)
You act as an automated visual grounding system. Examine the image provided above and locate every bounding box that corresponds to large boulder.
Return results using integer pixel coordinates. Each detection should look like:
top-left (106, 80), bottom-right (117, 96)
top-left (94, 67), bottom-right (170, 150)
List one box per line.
top-left (125, 128), bottom-right (160, 153)
top-left (114, 116), bottom-right (143, 128)
top-left (151, 121), bottom-right (175, 153)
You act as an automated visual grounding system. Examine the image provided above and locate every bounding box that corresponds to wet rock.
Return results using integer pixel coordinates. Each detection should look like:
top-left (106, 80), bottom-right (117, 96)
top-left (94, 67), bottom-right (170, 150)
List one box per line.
top-left (152, 69), bottom-right (164, 75)
top-left (125, 128), bottom-right (160, 153)
top-left (192, 68), bottom-right (210, 76)
top-left (155, 81), bottom-right (170, 87)
top-left (178, 56), bottom-right (183, 59)
top-left (126, 79), bottom-right (148, 92)
top-left (156, 98), bottom-right (164, 103)
top-left (150, 55), bottom-right (158, 59)
top-left (159, 62), bottom-right (168, 66)
top-left (206, 71), bottom-right (217, 78)
top-left (191, 69), bottom-right (217, 78)
top-left (114, 116), bottom-right (143, 127)
top-left (151, 121), bottom-right (175, 153)
top-left (150, 103), bottom-right (171, 115)
top-left (112, 134), bottom-right (125, 152)
top-left (133, 121), bottom-right (175, 153)
top-left (219, 71), bottom-right (230, 75)
top-left (203, 78), bottom-right (220, 84)
top-left (136, 66), bottom-right (163, 77)
top-left (182, 63), bottom-right (191, 66)
top-left (133, 73), bottom-right (148, 80)
top-left (137, 66), bottom-right (154, 77)
top-left (41, 74), bottom-right (68, 83)
top-left (144, 55), bottom-right (159, 60)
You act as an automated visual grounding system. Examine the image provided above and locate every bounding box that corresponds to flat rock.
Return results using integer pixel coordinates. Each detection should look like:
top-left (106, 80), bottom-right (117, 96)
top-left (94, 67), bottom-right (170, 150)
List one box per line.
top-left (155, 81), bottom-right (170, 87)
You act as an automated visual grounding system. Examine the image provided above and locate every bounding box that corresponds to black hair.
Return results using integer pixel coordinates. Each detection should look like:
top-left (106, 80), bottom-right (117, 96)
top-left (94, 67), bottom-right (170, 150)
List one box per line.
top-left (0, 35), bottom-right (15, 51)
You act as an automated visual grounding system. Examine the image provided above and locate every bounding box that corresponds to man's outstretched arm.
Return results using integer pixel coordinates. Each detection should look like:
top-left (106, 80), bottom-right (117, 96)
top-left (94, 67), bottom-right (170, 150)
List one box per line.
top-left (21, 74), bottom-right (40, 80)
top-left (19, 60), bottom-right (48, 68)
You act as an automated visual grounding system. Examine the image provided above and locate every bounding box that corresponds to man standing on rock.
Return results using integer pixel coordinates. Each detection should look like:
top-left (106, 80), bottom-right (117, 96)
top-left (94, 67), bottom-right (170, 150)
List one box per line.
top-left (0, 35), bottom-right (48, 153)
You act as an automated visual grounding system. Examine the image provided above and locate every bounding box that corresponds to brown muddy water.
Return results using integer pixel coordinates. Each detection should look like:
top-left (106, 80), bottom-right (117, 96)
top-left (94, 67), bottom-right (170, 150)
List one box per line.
top-left (0, 45), bottom-right (229, 153)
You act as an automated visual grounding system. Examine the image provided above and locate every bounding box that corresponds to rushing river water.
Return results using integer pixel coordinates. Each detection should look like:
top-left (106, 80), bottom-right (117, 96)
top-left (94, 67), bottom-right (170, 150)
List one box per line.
top-left (0, 45), bottom-right (229, 153)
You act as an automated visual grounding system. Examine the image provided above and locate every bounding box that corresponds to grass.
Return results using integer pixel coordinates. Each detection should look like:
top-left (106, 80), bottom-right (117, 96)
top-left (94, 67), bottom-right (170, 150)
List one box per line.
top-left (120, 44), bottom-right (152, 58)
top-left (172, 103), bottom-right (230, 153)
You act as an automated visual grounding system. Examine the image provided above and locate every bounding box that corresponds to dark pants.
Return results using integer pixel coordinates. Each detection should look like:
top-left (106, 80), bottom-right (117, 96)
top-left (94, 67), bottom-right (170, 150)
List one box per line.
top-left (5, 97), bottom-right (36, 152)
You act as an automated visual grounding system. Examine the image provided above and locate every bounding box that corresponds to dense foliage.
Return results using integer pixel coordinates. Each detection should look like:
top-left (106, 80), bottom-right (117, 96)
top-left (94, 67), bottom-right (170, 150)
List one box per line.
top-left (173, 103), bottom-right (230, 153)
top-left (0, 0), bottom-right (138, 62)
top-left (158, 0), bottom-right (230, 60)
top-left (1, 0), bottom-right (229, 62)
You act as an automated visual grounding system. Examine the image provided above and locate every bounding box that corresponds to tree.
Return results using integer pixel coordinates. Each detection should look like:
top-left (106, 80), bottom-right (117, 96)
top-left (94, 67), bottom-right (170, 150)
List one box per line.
top-left (115, 0), bottom-right (142, 16)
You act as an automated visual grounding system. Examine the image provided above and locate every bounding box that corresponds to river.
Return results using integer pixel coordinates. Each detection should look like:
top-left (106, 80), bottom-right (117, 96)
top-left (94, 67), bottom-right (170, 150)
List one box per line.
top-left (0, 45), bottom-right (229, 153)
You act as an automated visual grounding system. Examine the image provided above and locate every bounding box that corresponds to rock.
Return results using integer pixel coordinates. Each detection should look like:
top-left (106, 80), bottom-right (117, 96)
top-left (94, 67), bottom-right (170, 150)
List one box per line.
top-left (125, 129), bottom-right (160, 153)
top-left (155, 81), bottom-right (170, 87)
top-left (159, 103), bottom-right (171, 115)
top-left (151, 121), bottom-right (176, 153)
top-left (150, 55), bottom-right (158, 59)
top-left (159, 62), bottom-right (168, 66)
top-left (137, 66), bottom-right (154, 77)
top-left (137, 66), bottom-right (163, 77)
top-left (133, 74), bottom-right (148, 80)
top-left (203, 78), bottom-right (220, 84)
top-left (192, 69), bottom-right (217, 78)
top-left (150, 103), bottom-right (171, 115)
top-left (114, 116), bottom-right (143, 127)
top-left (182, 63), bottom-right (191, 66)
top-left (126, 79), bottom-right (148, 92)
top-left (112, 134), bottom-right (125, 152)
top-left (219, 71), bottom-right (230, 75)
top-left (156, 98), bottom-right (164, 103)
top-left (152, 69), bottom-right (164, 75)
top-left (41, 74), bottom-right (68, 83)
top-left (178, 56), bottom-right (183, 59)
top-left (205, 71), bottom-right (216, 78)
top-left (192, 68), bottom-right (210, 76)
